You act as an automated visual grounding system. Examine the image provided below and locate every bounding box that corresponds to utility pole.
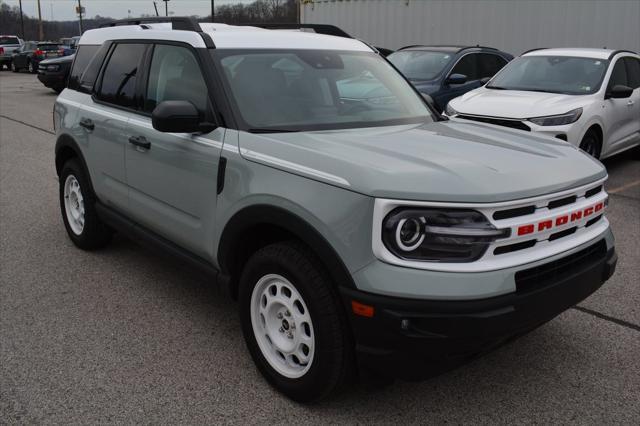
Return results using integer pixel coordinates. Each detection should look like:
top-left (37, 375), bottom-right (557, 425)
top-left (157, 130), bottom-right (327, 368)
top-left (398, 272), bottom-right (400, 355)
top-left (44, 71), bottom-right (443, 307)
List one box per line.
top-left (18, 0), bottom-right (25, 40)
top-left (211, 0), bottom-right (215, 22)
top-left (37, 0), bottom-right (44, 40)
top-left (162, 0), bottom-right (170, 17)
top-left (77, 0), bottom-right (84, 34)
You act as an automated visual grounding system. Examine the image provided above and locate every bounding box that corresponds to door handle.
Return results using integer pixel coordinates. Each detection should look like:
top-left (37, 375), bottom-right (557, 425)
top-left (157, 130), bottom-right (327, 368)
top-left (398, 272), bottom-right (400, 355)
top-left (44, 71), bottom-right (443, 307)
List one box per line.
top-left (128, 136), bottom-right (151, 150)
top-left (79, 118), bottom-right (94, 131)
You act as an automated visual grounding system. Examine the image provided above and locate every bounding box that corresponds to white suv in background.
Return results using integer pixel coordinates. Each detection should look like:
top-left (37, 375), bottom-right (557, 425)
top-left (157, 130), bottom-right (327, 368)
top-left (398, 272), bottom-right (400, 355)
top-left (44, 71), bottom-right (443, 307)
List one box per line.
top-left (445, 48), bottom-right (640, 159)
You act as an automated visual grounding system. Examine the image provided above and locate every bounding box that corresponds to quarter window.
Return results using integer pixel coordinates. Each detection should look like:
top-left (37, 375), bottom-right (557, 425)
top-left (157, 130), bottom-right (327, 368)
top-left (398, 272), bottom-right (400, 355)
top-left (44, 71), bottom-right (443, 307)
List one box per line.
top-left (97, 43), bottom-right (146, 108)
top-left (145, 44), bottom-right (209, 114)
top-left (68, 45), bottom-right (100, 91)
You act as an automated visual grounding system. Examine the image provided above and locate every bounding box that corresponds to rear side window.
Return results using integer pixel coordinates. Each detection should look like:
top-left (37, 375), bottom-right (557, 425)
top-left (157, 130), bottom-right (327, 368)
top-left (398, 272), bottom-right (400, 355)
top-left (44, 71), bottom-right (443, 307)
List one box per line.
top-left (144, 44), bottom-right (209, 114)
top-left (0, 36), bottom-right (19, 45)
top-left (624, 57), bottom-right (640, 89)
top-left (608, 59), bottom-right (627, 89)
top-left (450, 54), bottom-right (477, 80)
top-left (97, 43), bottom-right (146, 108)
top-left (478, 54), bottom-right (508, 78)
top-left (68, 45), bottom-right (100, 91)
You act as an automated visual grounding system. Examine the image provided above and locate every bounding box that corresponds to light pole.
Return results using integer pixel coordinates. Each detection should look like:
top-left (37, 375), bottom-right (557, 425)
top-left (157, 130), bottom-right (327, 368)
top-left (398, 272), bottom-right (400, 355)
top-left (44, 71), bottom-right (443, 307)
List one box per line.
top-left (162, 0), bottom-right (170, 17)
top-left (36, 0), bottom-right (43, 40)
top-left (18, 0), bottom-right (25, 39)
top-left (77, 0), bottom-right (84, 35)
top-left (211, 0), bottom-right (215, 22)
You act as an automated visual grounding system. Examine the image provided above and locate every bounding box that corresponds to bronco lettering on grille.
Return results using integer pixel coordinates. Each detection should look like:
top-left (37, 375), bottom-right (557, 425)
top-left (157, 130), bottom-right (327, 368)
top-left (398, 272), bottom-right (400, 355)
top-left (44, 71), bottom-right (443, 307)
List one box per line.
top-left (517, 201), bottom-right (604, 236)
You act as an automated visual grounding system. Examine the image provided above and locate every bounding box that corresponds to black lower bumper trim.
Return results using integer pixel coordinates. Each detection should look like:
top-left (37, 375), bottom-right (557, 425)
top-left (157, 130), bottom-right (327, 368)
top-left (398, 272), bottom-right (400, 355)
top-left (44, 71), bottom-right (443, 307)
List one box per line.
top-left (341, 242), bottom-right (616, 380)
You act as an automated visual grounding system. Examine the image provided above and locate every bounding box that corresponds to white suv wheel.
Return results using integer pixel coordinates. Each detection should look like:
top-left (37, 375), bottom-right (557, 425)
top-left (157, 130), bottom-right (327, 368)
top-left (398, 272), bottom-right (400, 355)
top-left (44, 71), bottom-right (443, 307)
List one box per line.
top-left (63, 175), bottom-right (85, 235)
top-left (250, 273), bottom-right (315, 379)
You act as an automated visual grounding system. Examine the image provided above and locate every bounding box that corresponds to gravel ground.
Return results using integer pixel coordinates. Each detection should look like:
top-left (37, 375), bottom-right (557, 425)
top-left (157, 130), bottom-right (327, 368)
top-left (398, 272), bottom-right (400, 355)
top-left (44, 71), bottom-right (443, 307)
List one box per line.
top-left (1, 71), bottom-right (639, 424)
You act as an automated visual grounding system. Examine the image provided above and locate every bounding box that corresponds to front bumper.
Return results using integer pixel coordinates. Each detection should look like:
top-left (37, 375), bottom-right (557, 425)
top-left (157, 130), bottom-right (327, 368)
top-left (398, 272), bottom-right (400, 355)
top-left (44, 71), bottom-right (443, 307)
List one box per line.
top-left (341, 239), bottom-right (616, 379)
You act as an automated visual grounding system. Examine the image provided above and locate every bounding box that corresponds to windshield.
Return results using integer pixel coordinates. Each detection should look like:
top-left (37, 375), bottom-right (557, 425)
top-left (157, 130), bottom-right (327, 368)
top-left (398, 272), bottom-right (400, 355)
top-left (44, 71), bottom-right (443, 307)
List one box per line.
top-left (387, 50), bottom-right (454, 80)
top-left (0, 36), bottom-right (20, 45)
top-left (214, 50), bottom-right (433, 132)
top-left (38, 44), bottom-right (61, 51)
top-left (487, 56), bottom-right (608, 95)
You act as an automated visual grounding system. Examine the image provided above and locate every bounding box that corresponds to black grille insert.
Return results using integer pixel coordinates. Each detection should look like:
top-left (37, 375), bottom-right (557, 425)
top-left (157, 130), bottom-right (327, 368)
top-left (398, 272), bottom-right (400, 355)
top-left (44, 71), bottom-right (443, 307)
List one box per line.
top-left (585, 214), bottom-right (603, 228)
top-left (493, 205), bottom-right (536, 220)
top-left (549, 226), bottom-right (577, 241)
top-left (494, 239), bottom-right (537, 255)
top-left (585, 186), bottom-right (602, 198)
top-left (515, 240), bottom-right (607, 294)
top-left (459, 115), bottom-right (531, 132)
top-left (548, 195), bottom-right (577, 210)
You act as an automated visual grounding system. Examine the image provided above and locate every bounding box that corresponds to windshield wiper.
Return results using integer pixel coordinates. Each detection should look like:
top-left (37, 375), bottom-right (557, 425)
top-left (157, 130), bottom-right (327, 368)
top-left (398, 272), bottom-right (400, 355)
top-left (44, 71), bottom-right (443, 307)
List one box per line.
top-left (247, 128), bottom-right (300, 134)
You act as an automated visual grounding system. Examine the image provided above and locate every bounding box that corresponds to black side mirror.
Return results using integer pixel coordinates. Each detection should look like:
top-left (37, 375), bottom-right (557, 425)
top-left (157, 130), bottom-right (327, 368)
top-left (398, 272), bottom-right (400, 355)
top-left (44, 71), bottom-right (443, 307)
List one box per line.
top-left (151, 100), bottom-right (215, 133)
top-left (606, 84), bottom-right (633, 99)
top-left (446, 73), bottom-right (467, 85)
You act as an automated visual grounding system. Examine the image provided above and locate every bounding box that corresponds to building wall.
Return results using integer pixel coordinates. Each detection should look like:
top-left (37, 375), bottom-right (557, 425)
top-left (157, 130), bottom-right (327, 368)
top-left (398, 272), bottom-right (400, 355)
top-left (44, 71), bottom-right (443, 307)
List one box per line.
top-left (300, 0), bottom-right (640, 55)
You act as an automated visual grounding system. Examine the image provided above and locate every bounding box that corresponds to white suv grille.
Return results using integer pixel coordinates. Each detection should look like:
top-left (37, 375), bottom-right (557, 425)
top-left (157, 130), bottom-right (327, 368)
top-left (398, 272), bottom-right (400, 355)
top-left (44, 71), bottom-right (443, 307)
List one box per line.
top-left (372, 178), bottom-right (609, 272)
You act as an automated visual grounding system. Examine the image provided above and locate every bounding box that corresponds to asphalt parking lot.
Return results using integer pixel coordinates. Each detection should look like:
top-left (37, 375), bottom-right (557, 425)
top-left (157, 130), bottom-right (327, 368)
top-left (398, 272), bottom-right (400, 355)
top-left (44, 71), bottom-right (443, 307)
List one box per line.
top-left (1, 71), bottom-right (639, 423)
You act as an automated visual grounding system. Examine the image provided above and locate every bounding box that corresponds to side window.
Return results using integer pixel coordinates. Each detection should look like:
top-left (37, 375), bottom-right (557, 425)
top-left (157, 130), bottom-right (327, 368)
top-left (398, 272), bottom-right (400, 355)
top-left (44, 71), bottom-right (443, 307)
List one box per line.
top-left (624, 57), bottom-right (640, 89)
top-left (145, 44), bottom-right (209, 114)
top-left (68, 45), bottom-right (99, 91)
top-left (478, 54), bottom-right (508, 79)
top-left (450, 54), bottom-right (477, 80)
top-left (608, 59), bottom-right (628, 89)
top-left (97, 43), bottom-right (146, 108)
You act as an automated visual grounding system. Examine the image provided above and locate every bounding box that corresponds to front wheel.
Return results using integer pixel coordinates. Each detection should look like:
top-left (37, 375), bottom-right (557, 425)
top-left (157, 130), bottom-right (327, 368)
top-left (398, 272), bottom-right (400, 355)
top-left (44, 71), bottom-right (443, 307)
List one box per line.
top-left (59, 159), bottom-right (112, 250)
top-left (579, 128), bottom-right (602, 159)
top-left (239, 242), bottom-right (352, 402)
top-left (27, 60), bottom-right (36, 74)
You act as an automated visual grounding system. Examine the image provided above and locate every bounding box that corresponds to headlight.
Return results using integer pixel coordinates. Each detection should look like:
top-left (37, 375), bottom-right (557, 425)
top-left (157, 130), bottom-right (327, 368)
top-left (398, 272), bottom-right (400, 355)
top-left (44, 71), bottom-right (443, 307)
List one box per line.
top-left (528, 108), bottom-right (582, 126)
top-left (46, 64), bottom-right (60, 71)
top-left (444, 102), bottom-right (458, 117)
top-left (382, 208), bottom-right (510, 262)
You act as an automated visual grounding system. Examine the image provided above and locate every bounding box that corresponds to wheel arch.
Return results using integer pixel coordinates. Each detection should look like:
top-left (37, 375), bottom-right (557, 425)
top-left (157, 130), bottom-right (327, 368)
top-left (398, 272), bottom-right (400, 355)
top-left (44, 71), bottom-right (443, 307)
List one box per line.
top-left (55, 134), bottom-right (96, 196)
top-left (217, 204), bottom-right (357, 299)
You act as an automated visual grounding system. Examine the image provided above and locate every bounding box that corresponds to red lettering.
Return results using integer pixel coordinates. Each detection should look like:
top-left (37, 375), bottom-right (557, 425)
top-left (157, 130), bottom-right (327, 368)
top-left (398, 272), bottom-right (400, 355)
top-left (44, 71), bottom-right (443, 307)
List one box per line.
top-left (518, 224), bottom-right (535, 236)
top-left (538, 220), bottom-right (553, 231)
top-left (571, 211), bottom-right (583, 221)
top-left (594, 202), bottom-right (603, 212)
top-left (555, 215), bottom-right (569, 226)
top-left (584, 207), bottom-right (594, 217)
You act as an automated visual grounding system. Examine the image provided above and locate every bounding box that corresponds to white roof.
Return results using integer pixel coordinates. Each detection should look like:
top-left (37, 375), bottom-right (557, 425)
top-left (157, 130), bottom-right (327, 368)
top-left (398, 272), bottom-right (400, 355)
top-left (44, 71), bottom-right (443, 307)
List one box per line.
top-left (79, 22), bottom-right (372, 52)
top-left (523, 47), bottom-right (631, 60)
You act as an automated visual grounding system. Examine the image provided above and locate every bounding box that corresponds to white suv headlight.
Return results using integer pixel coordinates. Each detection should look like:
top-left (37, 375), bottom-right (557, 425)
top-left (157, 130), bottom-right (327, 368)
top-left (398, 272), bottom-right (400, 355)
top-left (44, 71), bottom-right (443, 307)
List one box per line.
top-left (528, 108), bottom-right (582, 126)
top-left (444, 102), bottom-right (458, 117)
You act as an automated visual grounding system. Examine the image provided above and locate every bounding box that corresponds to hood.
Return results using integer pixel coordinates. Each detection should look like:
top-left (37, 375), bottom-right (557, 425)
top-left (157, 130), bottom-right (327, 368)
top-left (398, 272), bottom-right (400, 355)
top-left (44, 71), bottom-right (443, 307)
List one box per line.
top-left (450, 87), bottom-right (592, 119)
top-left (39, 54), bottom-right (74, 65)
top-left (238, 121), bottom-right (606, 203)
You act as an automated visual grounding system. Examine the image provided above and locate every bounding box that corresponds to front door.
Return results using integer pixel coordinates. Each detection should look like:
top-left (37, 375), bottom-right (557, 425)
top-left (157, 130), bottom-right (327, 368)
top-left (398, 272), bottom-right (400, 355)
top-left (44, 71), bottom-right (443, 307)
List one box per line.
top-left (125, 43), bottom-right (224, 259)
top-left (604, 57), bottom-right (639, 153)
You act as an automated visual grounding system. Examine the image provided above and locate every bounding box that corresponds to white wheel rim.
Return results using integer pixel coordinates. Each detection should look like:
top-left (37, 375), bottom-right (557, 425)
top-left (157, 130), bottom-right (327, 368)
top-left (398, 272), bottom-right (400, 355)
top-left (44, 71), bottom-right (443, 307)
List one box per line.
top-left (28, 62), bottom-right (32, 72)
top-left (63, 175), bottom-right (85, 235)
top-left (250, 274), bottom-right (315, 379)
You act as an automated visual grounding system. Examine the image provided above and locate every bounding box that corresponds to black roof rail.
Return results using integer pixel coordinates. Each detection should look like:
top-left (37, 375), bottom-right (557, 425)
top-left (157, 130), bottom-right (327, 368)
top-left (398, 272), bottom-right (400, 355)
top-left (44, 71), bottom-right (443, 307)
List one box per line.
top-left (243, 23), bottom-right (353, 39)
top-left (521, 47), bottom-right (549, 55)
top-left (398, 44), bottom-right (499, 52)
top-left (607, 49), bottom-right (638, 59)
top-left (456, 45), bottom-right (499, 53)
top-left (98, 16), bottom-right (215, 48)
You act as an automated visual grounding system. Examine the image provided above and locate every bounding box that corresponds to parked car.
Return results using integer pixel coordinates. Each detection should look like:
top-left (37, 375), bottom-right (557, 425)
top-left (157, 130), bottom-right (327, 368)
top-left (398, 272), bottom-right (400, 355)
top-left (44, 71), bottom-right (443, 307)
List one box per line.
top-left (445, 48), bottom-right (640, 159)
top-left (55, 18), bottom-right (616, 402)
top-left (60, 36), bottom-right (81, 56)
top-left (387, 45), bottom-right (513, 112)
top-left (11, 41), bottom-right (63, 73)
top-left (0, 35), bottom-right (23, 70)
top-left (38, 54), bottom-right (74, 93)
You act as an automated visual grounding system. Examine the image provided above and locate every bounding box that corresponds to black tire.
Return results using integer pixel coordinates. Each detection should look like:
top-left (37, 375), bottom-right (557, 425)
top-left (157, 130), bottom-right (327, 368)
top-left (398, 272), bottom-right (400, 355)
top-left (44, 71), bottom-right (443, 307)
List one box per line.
top-left (28, 60), bottom-right (36, 74)
top-left (53, 87), bottom-right (63, 94)
top-left (579, 128), bottom-right (602, 159)
top-left (239, 241), bottom-right (353, 402)
top-left (11, 61), bottom-right (19, 73)
top-left (59, 159), bottom-right (112, 250)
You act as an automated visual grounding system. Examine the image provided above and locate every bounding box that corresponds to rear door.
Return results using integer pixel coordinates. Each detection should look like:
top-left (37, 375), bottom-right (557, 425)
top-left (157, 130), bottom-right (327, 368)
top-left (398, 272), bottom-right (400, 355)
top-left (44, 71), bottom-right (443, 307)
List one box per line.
top-left (124, 42), bottom-right (224, 259)
top-left (438, 53), bottom-right (483, 108)
top-left (604, 57), bottom-right (637, 152)
top-left (14, 42), bottom-right (33, 68)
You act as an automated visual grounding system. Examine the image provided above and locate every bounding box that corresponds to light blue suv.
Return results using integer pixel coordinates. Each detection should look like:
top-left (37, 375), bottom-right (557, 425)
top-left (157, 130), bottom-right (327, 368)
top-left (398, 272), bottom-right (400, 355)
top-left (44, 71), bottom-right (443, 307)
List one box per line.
top-left (54, 18), bottom-right (616, 402)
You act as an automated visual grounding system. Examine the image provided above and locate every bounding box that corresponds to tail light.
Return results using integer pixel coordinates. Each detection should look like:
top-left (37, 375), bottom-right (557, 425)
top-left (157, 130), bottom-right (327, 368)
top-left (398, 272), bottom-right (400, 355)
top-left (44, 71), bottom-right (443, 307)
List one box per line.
top-left (34, 49), bottom-right (44, 57)
top-left (0, 47), bottom-right (4, 55)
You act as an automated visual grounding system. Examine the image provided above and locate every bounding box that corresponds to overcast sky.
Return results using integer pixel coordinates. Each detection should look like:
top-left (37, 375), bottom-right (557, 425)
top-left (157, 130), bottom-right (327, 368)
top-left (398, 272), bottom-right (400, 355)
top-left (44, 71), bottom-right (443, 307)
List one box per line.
top-left (2, 0), bottom-right (253, 21)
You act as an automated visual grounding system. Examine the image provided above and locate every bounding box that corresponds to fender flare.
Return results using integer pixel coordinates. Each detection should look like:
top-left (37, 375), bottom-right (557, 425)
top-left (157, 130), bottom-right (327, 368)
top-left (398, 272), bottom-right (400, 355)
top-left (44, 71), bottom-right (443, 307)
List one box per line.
top-left (55, 134), bottom-right (96, 196)
top-left (217, 204), bottom-right (357, 291)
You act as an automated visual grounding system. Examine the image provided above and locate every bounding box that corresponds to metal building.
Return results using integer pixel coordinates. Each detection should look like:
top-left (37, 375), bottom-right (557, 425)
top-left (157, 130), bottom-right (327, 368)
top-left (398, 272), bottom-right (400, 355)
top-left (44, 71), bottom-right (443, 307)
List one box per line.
top-left (300, 0), bottom-right (640, 55)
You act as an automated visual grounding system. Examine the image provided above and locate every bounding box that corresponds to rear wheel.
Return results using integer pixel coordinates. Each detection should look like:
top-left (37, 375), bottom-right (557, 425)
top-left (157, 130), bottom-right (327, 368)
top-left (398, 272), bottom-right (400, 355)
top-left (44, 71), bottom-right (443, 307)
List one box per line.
top-left (579, 128), bottom-right (602, 159)
top-left (239, 242), bottom-right (352, 402)
top-left (59, 159), bottom-right (112, 250)
top-left (11, 61), bottom-right (19, 72)
top-left (27, 60), bottom-right (35, 74)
